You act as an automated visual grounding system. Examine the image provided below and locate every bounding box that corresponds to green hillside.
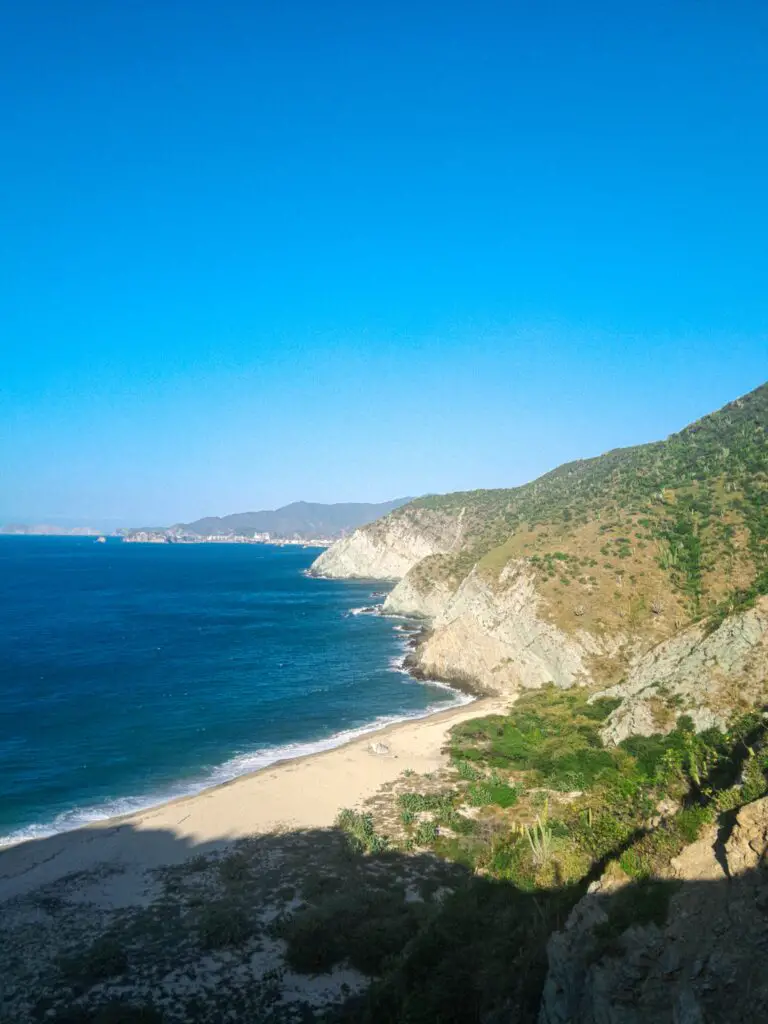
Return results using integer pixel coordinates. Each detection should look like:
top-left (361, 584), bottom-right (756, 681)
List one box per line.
top-left (408, 382), bottom-right (767, 629)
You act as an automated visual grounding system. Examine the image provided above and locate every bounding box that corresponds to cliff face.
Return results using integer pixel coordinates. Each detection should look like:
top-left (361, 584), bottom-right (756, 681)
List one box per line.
top-left (311, 525), bottom-right (768, 714)
top-left (310, 382), bottom-right (768, 717)
top-left (401, 562), bottom-right (601, 694)
top-left (309, 507), bottom-right (468, 579)
top-left (312, 514), bottom-right (768, 720)
top-left (315, 526), bottom-right (606, 696)
top-left (381, 555), bottom-right (457, 618)
top-left (595, 595), bottom-right (768, 744)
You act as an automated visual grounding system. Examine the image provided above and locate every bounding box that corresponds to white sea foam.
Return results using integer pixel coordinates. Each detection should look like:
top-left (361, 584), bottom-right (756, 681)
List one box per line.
top-left (388, 653), bottom-right (408, 673)
top-left (346, 605), bottom-right (380, 616)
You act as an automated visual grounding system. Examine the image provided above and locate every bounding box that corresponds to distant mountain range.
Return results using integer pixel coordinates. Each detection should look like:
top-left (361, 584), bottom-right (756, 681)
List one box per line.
top-left (1, 499), bottom-right (412, 541)
top-left (112, 499), bottom-right (410, 541)
top-left (174, 499), bottom-right (411, 539)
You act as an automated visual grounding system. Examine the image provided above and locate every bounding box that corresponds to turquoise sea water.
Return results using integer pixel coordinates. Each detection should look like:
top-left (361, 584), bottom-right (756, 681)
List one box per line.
top-left (0, 538), bottom-right (466, 845)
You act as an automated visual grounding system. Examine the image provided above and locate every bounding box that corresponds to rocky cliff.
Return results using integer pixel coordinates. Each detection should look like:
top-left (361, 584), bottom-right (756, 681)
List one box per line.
top-left (397, 562), bottom-right (602, 693)
top-left (539, 796), bottom-right (768, 1024)
top-left (309, 506), bottom-right (469, 579)
top-left (311, 383), bottom-right (768, 718)
top-left (595, 595), bottom-right (768, 744)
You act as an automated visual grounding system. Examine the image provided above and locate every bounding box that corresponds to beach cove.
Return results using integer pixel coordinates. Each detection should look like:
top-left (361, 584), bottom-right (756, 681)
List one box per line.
top-left (0, 538), bottom-right (466, 846)
top-left (0, 695), bottom-right (501, 905)
top-left (0, 693), bottom-right (505, 1022)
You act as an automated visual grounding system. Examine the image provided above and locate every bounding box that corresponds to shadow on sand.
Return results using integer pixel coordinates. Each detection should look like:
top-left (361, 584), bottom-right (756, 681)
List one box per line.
top-left (1, 814), bottom-right (766, 1024)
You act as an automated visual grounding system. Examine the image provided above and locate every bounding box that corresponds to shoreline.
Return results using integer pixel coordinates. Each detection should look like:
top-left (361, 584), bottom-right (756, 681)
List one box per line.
top-left (0, 694), bottom-right (503, 905)
top-left (0, 573), bottom-right (499, 908)
top-left (0, 613), bottom-right (464, 853)
top-left (0, 674), bottom-right (473, 852)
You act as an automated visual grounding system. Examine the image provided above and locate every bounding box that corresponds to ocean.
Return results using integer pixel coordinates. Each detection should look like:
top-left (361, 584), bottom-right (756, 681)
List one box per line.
top-left (0, 537), bottom-right (468, 846)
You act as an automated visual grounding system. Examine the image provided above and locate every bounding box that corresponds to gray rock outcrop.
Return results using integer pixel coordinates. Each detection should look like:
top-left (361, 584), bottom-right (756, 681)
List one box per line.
top-left (411, 562), bottom-right (598, 695)
top-left (308, 507), bottom-right (467, 579)
top-left (539, 797), bottom-right (768, 1024)
top-left (595, 597), bottom-right (768, 745)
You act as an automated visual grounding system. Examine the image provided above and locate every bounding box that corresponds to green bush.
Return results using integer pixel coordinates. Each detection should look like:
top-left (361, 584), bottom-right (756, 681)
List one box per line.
top-left (398, 791), bottom-right (455, 814)
top-left (676, 805), bottom-right (713, 843)
top-left (58, 937), bottom-right (128, 984)
top-left (218, 851), bottom-right (250, 884)
top-left (617, 847), bottom-right (650, 879)
top-left (451, 688), bottom-right (623, 791)
top-left (277, 888), bottom-right (424, 976)
top-left (336, 809), bottom-right (390, 854)
top-left (454, 759), bottom-right (482, 781)
top-left (414, 820), bottom-right (439, 846)
top-left (198, 903), bottom-right (253, 949)
top-left (467, 781), bottom-right (519, 808)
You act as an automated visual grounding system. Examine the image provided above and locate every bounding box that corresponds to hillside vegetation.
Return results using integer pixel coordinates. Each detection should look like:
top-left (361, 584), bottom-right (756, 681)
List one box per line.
top-left (295, 687), bottom-right (768, 1022)
top-left (406, 383), bottom-right (767, 643)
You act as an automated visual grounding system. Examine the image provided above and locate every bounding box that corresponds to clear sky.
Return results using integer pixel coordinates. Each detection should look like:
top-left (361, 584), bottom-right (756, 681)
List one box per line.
top-left (1, 1), bottom-right (766, 526)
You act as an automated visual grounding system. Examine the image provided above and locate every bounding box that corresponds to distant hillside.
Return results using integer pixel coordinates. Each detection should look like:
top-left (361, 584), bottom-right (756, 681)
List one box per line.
top-left (177, 498), bottom-right (412, 540)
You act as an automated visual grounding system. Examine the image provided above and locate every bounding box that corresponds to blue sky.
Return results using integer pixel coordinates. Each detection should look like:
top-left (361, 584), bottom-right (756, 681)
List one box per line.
top-left (1, 1), bottom-right (766, 526)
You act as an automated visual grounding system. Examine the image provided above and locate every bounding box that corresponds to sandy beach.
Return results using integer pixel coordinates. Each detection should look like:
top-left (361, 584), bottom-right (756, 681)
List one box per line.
top-left (0, 695), bottom-right (504, 908)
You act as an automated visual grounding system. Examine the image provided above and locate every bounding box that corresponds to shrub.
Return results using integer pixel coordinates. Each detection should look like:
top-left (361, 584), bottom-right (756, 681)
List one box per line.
top-left (58, 937), bottom-right (128, 984)
top-left (277, 888), bottom-right (423, 976)
top-left (676, 805), bottom-right (713, 843)
top-left (571, 809), bottom-right (635, 860)
top-left (739, 752), bottom-right (768, 803)
top-left (450, 688), bottom-right (623, 791)
top-left (454, 759), bottom-right (482, 781)
top-left (414, 820), bottom-right (439, 846)
top-left (337, 809), bottom-right (390, 854)
top-left (526, 803), bottom-right (554, 869)
top-left (198, 903), bottom-right (253, 949)
top-left (218, 851), bottom-right (250, 884)
top-left (618, 847), bottom-right (650, 879)
top-left (467, 781), bottom-right (519, 808)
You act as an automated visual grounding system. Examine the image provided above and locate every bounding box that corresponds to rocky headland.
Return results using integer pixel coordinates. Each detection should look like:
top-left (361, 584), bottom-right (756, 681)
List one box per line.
top-left (311, 383), bottom-right (768, 745)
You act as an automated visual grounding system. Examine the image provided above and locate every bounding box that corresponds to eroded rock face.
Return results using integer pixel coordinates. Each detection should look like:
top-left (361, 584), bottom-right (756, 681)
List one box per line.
top-left (539, 798), bottom-right (768, 1024)
top-left (410, 563), bottom-right (599, 696)
top-left (726, 795), bottom-right (768, 875)
top-left (382, 561), bottom-right (460, 614)
top-left (313, 506), bottom-right (768, 725)
top-left (595, 597), bottom-right (768, 745)
top-left (308, 508), bottom-right (467, 580)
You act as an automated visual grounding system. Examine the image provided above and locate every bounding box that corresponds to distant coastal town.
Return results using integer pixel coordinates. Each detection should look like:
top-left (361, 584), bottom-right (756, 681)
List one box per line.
top-left (119, 529), bottom-right (331, 547)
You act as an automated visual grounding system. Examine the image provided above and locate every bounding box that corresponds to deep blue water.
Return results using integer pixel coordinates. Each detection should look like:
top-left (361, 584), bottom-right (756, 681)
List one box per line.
top-left (0, 537), bottom-right (465, 845)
